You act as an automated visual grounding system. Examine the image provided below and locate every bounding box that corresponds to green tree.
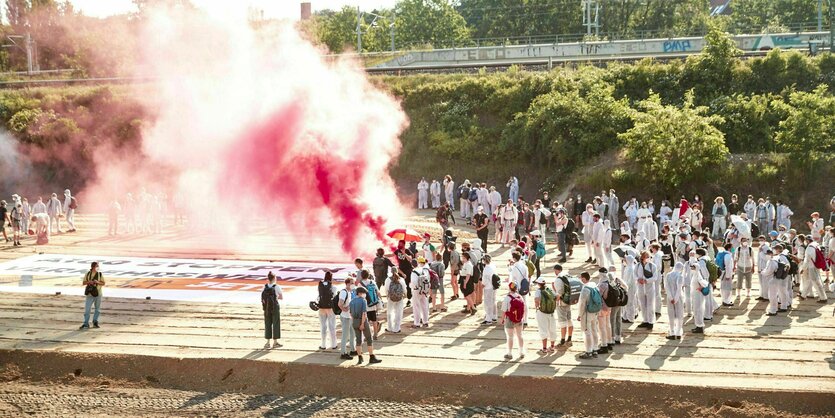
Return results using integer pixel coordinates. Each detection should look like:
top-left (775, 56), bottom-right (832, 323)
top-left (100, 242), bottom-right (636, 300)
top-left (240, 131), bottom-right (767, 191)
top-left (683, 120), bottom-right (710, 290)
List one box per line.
top-left (728, 0), bottom-right (825, 33)
top-left (774, 85), bottom-right (835, 164)
top-left (311, 7), bottom-right (360, 53)
top-left (619, 91), bottom-right (728, 188)
top-left (394, 0), bottom-right (470, 49)
top-left (680, 25), bottom-right (742, 103)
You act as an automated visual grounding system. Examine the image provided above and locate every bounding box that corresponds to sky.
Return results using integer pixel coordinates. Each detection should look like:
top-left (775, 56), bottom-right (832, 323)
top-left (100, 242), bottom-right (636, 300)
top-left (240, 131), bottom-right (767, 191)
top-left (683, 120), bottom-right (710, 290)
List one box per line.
top-left (68, 0), bottom-right (398, 20)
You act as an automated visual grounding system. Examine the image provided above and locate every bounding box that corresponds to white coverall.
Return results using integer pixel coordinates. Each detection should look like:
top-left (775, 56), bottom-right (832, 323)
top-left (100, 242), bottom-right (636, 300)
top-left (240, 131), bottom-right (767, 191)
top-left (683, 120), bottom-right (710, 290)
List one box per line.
top-left (46, 195), bottom-right (62, 234)
top-left (801, 244), bottom-right (828, 301)
top-left (62, 189), bottom-right (75, 231)
top-left (636, 261), bottom-right (658, 325)
top-left (664, 262), bottom-right (685, 337)
top-left (621, 255), bottom-right (639, 321)
top-left (410, 267), bottom-right (431, 326)
top-left (578, 282), bottom-right (601, 354)
top-left (417, 179), bottom-right (429, 209)
top-left (690, 262), bottom-right (709, 329)
top-left (443, 179), bottom-right (455, 210)
top-left (430, 181), bottom-right (441, 208)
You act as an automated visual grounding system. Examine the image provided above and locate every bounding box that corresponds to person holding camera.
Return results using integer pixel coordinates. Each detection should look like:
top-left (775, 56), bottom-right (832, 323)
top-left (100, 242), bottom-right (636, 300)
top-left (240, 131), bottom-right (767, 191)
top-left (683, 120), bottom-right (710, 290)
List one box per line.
top-left (80, 262), bottom-right (105, 329)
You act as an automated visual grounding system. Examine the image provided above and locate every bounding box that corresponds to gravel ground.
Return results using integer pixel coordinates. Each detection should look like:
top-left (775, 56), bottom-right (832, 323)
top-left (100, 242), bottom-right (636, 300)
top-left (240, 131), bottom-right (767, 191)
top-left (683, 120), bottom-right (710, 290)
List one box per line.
top-left (0, 382), bottom-right (563, 418)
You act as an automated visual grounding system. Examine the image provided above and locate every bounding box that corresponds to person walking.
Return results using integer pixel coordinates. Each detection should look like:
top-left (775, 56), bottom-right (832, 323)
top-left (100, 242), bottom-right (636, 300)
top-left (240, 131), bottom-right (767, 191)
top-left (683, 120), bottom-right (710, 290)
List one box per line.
top-left (459, 253), bottom-right (476, 315)
top-left (349, 287), bottom-right (382, 365)
top-left (448, 243), bottom-right (461, 302)
top-left (316, 272), bottom-right (338, 350)
top-left (500, 282), bottom-right (525, 360)
top-left (690, 258), bottom-right (709, 334)
top-left (436, 203), bottom-right (456, 233)
top-left (80, 262), bottom-right (105, 330)
top-left (46, 193), bottom-right (63, 235)
top-left (473, 206), bottom-right (489, 252)
top-left (384, 267), bottom-right (406, 333)
top-left (62, 189), bottom-right (77, 233)
top-left (338, 278), bottom-right (356, 360)
top-left (260, 272), bottom-right (283, 349)
top-left (358, 270), bottom-right (382, 339)
top-left (443, 175), bottom-right (455, 210)
top-left (410, 258), bottom-right (431, 327)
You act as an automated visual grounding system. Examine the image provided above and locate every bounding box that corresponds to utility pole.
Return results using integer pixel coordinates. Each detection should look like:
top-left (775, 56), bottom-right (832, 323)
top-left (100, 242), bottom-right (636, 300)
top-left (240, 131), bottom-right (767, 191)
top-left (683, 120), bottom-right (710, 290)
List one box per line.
top-left (818, 0), bottom-right (824, 31)
top-left (356, 6), bottom-right (363, 53)
top-left (831, 0), bottom-right (834, 52)
top-left (582, 0), bottom-right (600, 37)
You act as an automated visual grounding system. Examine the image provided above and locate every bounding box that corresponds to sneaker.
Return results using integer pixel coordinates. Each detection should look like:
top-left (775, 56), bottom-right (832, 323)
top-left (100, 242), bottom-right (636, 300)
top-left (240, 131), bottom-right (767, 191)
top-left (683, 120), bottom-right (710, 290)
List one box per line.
top-left (357, 355), bottom-right (364, 365)
top-left (597, 347), bottom-right (609, 354)
top-left (585, 257), bottom-right (592, 263)
top-left (79, 324), bottom-right (89, 330)
top-left (422, 323), bottom-right (429, 328)
top-left (765, 312), bottom-right (776, 316)
top-left (666, 335), bottom-right (676, 340)
top-left (340, 354), bottom-right (353, 360)
top-left (319, 346), bottom-right (326, 350)
top-left (481, 321), bottom-right (491, 325)
top-left (675, 336), bottom-right (682, 340)
top-left (578, 352), bottom-right (594, 359)
top-left (537, 349), bottom-right (549, 355)
top-left (369, 356), bottom-right (382, 364)
top-left (349, 350), bottom-right (358, 356)
top-left (691, 327), bottom-right (704, 334)
top-left (504, 354), bottom-right (513, 360)
top-left (592, 351), bottom-right (598, 358)
top-left (92, 322), bottom-right (99, 328)
top-left (777, 309), bottom-right (788, 313)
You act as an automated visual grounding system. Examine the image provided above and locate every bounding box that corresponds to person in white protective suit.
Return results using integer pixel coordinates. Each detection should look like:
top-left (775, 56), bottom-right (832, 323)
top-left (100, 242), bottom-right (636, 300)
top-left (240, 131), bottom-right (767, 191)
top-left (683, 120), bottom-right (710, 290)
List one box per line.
top-left (477, 184), bottom-right (490, 215)
top-left (643, 213), bottom-right (659, 242)
top-left (665, 261), bottom-right (686, 339)
top-left (658, 200), bottom-right (672, 224)
top-left (19, 197), bottom-right (30, 235)
top-left (507, 176), bottom-right (519, 203)
top-left (46, 193), bottom-right (63, 234)
top-left (581, 204), bottom-right (596, 263)
top-left (591, 213), bottom-right (606, 269)
top-left (30, 212), bottom-right (49, 239)
top-left (650, 243), bottom-right (664, 315)
top-left (623, 198), bottom-right (638, 230)
top-left (621, 254), bottom-right (639, 322)
top-left (635, 250), bottom-right (658, 330)
top-left (488, 186), bottom-right (502, 218)
top-left (31, 197), bottom-right (46, 215)
top-left (443, 175), bottom-right (455, 210)
top-left (800, 240), bottom-right (828, 303)
top-left (756, 235), bottom-right (771, 301)
top-left (761, 250), bottom-right (781, 316)
top-left (417, 178), bottom-right (429, 210)
top-left (719, 243), bottom-right (735, 306)
top-left (429, 179), bottom-right (441, 209)
top-left (689, 259), bottom-right (709, 334)
top-left (602, 220), bottom-right (616, 271)
top-left (62, 189), bottom-right (77, 233)
top-left (635, 202), bottom-right (651, 237)
top-left (620, 220), bottom-right (631, 238)
top-left (697, 248), bottom-right (719, 321)
top-left (499, 200), bottom-right (517, 245)
top-left (711, 196), bottom-right (728, 240)
top-left (608, 190), bottom-right (619, 228)
top-left (743, 195), bottom-right (756, 221)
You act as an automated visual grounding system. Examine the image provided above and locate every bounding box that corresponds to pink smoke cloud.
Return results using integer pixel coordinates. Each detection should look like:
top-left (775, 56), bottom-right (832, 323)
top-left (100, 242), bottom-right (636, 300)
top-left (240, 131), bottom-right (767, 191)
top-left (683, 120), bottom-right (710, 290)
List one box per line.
top-left (85, 6), bottom-right (408, 257)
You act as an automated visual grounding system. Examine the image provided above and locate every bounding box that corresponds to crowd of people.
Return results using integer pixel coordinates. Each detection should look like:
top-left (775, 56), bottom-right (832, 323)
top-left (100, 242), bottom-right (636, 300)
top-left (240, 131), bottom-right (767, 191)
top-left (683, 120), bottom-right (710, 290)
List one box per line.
top-left (0, 190), bottom-right (78, 246)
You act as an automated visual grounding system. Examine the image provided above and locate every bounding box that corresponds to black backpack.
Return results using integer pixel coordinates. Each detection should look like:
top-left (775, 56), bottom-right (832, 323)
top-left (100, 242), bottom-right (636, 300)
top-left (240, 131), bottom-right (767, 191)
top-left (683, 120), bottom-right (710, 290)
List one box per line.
top-left (261, 285), bottom-right (277, 312)
top-left (775, 260), bottom-right (789, 280)
top-left (332, 290), bottom-right (347, 316)
top-left (612, 280), bottom-right (628, 306)
top-left (491, 274), bottom-right (500, 290)
top-left (603, 282), bottom-right (619, 307)
top-left (318, 282), bottom-right (333, 309)
top-left (565, 218), bottom-right (576, 234)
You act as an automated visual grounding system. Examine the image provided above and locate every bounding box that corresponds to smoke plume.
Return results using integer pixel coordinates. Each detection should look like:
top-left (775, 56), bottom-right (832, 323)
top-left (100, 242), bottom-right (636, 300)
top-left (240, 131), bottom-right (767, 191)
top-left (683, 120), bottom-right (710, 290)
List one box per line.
top-left (96, 6), bottom-right (408, 257)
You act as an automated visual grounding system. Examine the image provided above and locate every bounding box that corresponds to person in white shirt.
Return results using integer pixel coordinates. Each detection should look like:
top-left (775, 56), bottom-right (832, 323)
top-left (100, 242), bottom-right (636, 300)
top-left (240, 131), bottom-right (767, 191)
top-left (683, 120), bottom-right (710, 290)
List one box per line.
top-left (499, 200), bottom-right (518, 246)
top-left (508, 252), bottom-right (529, 326)
top-left (620, 254), bottom-right (639, 323)
top-left (826, 227), bottom-right (835, 283)
top-left (711, 196), bottom-right (727, 240)
top-left (410, 257), bottom-right (431, 327)
top-left (720, 244), bottom-right (735, 306)
top-left (743, 195), bottom-right (757, 221)
top-left (384, 267), bottom-right (407, 333)
top-left (500, 282), bottom-right (525, 360)
top-left (596, 269), bottom-right (614, 353)
top-left (337, 278), bottom-right (356, 359)
top-left (608, 190), bottom-right (619, 227)
top-left (551, 264), bottom-right (574, 346)
top-left (577, 272), bottom-right (601, 359)
top-left (316, 272), bottom-right (338, 350)
top-left (481, 255), bottom-right (498, 324)
top-left (772, 244), bottom-right (793, 312)
top-left (650, 243), bottom-right (664, 315)
top-left (581, 204), bottom-right (596, 263)
top-left (591, 213), bottom-right (606, 268)
top-left (776, 200), bottom-right (793, 230)
top-left (807, 212), bottom-right (825, 243)
top-left (734, 238), bottom-right (755, 298)
top-left (665, 262), bottom-right (686, 339)
top-left (800, 241), bottom-right (828, 303)
top-left (417, 178), bottom-right (429, 209)
top-left (623, 198), bottom-right (638, 231)
top-left (62, 189), bottom-right (77, 232)
top-left (602, 220), bottom-right (617, 271)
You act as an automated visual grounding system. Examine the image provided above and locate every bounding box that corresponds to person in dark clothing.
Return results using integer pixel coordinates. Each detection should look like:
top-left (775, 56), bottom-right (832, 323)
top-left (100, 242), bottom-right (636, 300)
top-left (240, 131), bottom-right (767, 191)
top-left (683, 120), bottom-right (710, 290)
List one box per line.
top-left (394, 240), bottom-right (414, 306)
top-left (372, 248), bottom-right (394, 289)
top-left (473, 206), bottom-right (489, 252)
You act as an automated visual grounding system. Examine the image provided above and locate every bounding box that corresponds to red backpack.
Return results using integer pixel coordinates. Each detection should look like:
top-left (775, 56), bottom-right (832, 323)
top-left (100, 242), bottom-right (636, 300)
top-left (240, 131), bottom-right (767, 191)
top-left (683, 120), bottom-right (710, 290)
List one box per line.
top-left (813, 247), bottom-right (827, 270)
top-left (505, 295), bottom-right (525, 324)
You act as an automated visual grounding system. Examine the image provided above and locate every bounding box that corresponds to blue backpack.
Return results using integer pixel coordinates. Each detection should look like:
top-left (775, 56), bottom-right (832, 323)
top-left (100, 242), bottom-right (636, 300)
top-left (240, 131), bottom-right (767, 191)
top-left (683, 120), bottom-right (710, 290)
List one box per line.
top-left (586, 286), bottom-right (603, 313)
top-left (714, 251), bottom-right (725, 271)
top-left (469, 188), bottom-right (478, 202)
top-left (534, 241), bottom-right (546, 259)
top-left (362, 281), bottom-right (380, 307)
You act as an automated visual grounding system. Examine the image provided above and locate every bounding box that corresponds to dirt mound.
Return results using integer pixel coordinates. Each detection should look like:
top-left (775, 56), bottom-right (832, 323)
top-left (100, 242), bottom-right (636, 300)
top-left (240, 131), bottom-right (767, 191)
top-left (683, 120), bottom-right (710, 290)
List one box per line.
top-left (2, 350), bottom-right (833, 417)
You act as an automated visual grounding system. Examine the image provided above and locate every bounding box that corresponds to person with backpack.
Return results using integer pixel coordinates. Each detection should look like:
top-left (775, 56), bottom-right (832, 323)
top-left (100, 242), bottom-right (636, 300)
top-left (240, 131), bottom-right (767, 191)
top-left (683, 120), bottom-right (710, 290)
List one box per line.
top-left (394, 240), bottom-right (414, 306)
top-left (772, 244), bottom-right (793, 312)
top-left (409, 258), bottom-right (431, 328)
top-left (530, 232), bottom-right (545, 279)
top-left (636, 251), bottom-right (658, 330)
top-left (338, 278), bottom-right (357, 360)
top-left (800, 240), bottom-right (829, 303)
top-left (80, 262), bottom-right (106, 330)
top-left (665, 262), bottom-right (686, 339)
top-left (459, 252), bottom-right (476, 316)
top-left (734, 238), bottom-right (755, 299)
top-left (480, 254), bottom-right (498, 324)
top-left (500, 282), bottom-right (525, 360)
top-left (429, 252), bottom-right (447, 312)
top-left (8, 202), bottom-right (22, 246)
top-left (384, 267), bottom-right (406, 333)
top-left (595, 269), bottom-right (613, 354)
top-left (358, 270), bottom-right (382, 340)
top-left (508, 251), bottom-right (530, 326)
top-left (551, 264), bottom-right (574, 347)
top-left (761, 249), bottom-right (781, 316)
top-left (689, 260), bottom-right (709, 334)
top-left (260, 272), bottom-right (282, 349)
top-left (696, 248), bottom-right (718, 322)
top-left (606, 269), bottom-right (627, 345)
top-left (621, 254), bottom-right (639, 323)
top-left (533, 277), bottom-right (557, 354)
top-left (349, 287), bottom-right (382, 365)
top-left (577, 272), bottom-right (602, 359)
top-left (719, 243), bottom-right (735, 306)
top-left (316, 272), bottom-right (338, 350)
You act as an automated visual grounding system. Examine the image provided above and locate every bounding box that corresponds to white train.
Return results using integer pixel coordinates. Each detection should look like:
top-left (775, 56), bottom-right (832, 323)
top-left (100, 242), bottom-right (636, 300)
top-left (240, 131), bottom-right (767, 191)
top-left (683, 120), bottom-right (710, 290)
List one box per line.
top-left (371, 31), bottom-right (831, 70)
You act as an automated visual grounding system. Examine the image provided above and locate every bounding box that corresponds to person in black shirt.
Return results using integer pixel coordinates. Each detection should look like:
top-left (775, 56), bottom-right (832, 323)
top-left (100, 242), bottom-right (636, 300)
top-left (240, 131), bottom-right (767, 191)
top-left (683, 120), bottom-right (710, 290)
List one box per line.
top-left (728, 194), bottom-right (740, 216)
top-left (372, 248), bottom-right (394, 289)
top-left (473, 206), bottom-right (489, 252)
top-left (0, 201), bottom-right (9, 244)
top-left (394, 240), bottom-right (414, 306)
top-left (542, 192), bottom-right (551, 209)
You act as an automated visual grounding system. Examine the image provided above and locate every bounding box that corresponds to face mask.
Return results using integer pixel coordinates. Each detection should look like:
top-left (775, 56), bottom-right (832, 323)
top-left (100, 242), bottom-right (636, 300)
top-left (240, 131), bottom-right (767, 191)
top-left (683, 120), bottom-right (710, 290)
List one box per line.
top-left (689, 256), bottom-right (696, 262)
top-left (742, 242), bottom-right (749, 247)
